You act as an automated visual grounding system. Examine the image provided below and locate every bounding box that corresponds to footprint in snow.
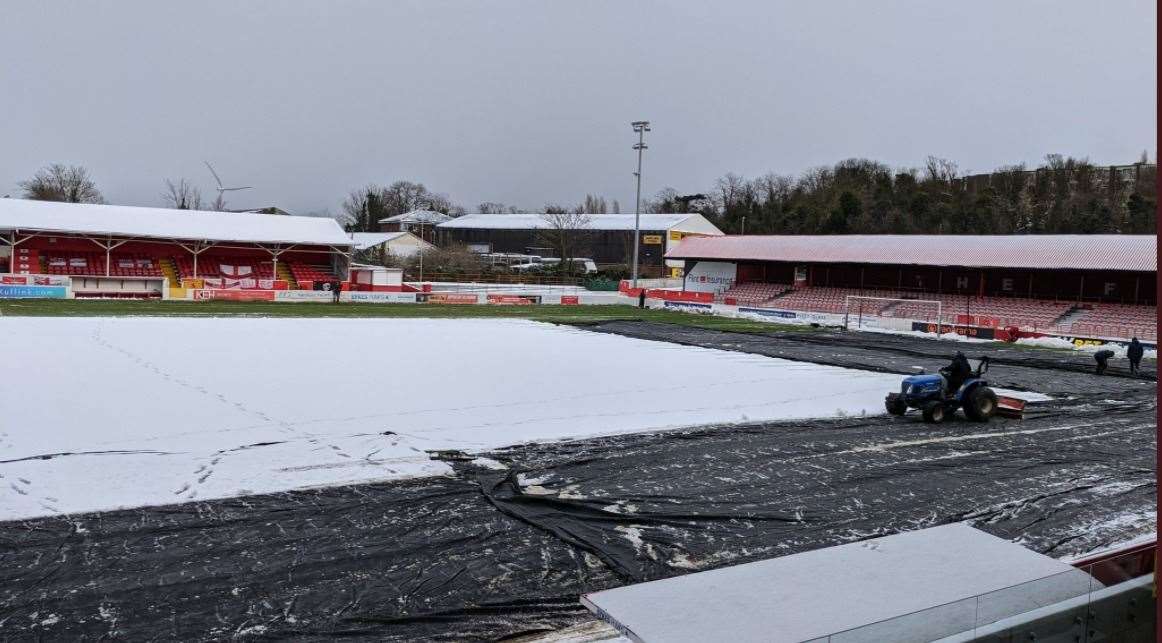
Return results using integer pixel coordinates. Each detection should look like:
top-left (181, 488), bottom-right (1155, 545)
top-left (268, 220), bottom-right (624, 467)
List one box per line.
top-left (9, 483), bottom-right (28, 495)
top-left (18, 478), bottom-right (30, 485)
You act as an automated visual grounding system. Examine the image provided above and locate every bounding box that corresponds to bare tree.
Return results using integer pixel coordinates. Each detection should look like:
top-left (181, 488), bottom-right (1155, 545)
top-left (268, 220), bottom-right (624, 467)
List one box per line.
top-left (924, 156), bottom-right (959, 183)
top-left (162, 178), bottom-right (203, 210)
top-left (580, 194), bottom-right (608, 214)
top-left (341, 186), bottom-right (389, 231)
top-left (477, 201), bottom-right (509, 214)
top-left (537, 206), bottom-right (592, 273)
top-left (209, 192), bottom-right (229, 211)
top-left (340, 180), bottom-right (462, 230)
top-left (20, 164), bottom-right (103, 203)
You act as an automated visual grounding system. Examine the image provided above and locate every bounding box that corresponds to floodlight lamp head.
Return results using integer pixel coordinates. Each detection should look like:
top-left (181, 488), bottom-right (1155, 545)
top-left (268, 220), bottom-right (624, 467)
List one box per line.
top-left (631, 120), bottom-right (650, 132)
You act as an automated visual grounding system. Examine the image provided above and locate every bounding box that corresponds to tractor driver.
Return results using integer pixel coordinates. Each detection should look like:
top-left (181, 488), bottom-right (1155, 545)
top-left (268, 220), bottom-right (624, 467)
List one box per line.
top-left (941, 351), bottom-right (972, 397)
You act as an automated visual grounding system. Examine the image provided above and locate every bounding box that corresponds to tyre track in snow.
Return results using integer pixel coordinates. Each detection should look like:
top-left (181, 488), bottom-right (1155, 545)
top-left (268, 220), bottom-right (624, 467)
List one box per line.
top-left (88, 322), bottom-right (365, 501)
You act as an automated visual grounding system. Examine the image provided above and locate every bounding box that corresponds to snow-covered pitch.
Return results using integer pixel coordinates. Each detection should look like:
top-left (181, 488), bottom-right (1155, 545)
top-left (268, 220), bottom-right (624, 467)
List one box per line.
top-left (1, 317), bottom-right (900, 520)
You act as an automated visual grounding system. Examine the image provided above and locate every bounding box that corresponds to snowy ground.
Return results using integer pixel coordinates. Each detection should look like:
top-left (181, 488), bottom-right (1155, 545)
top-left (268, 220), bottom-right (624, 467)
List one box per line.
top-left (0, 317), bottom-right (901, 520)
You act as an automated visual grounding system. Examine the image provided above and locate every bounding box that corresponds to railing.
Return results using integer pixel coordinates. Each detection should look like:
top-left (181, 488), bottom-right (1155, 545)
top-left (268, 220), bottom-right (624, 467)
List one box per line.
top-left (804, 548), bottom-right (1154, 642)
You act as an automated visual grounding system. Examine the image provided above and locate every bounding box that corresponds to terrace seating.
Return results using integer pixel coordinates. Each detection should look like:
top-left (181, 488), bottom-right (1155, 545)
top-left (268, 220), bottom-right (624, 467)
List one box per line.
top-left (108, 254), bottom-right (164, 278)
top-left (720, 282), bottom-right (791, 306)
top-left (41, 252), bottom-right (166, 278)
top-left (41, 252), bottom-right (104, 276)
top-left (1068, 304), bottom-right (1157, 341)
top-left (770, 287), bottom-right (899, 315)
top-left (173, 256), bottom-right (274, 280)
top-left (890, 295), bottom-right (1073, 330)
top-left (288, 262), bottom-right (338, 285)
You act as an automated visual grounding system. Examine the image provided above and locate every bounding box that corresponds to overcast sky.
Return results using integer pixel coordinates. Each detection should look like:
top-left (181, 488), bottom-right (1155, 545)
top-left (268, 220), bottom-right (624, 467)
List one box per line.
top-left (2, 0), bottom-right (1155, 215)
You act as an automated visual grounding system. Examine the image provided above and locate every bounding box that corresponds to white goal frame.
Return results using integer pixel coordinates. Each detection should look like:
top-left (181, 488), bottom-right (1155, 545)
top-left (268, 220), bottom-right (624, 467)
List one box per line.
top-left (843, 296), bottom-right (943, 338)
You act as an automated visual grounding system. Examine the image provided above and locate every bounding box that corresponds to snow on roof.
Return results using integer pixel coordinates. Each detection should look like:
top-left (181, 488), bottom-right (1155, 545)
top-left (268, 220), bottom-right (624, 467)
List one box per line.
top-left (350, 231), bottom-right (432, 250)
top-left (437, 212), bottom-right (696, 231)
top-left (0, 199), bottom-right (352, 247)
top-left (667, 234), bottom-right (1157, 272)
top-left (582, 524), bottom-right (1094, 643)
top-left (377, 210), bottom-right (453, 225)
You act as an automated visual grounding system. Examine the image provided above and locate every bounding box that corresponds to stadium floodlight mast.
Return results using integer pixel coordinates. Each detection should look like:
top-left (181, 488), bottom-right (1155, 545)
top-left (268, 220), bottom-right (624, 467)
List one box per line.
top-left (631, 120), bottom-right (650, 289)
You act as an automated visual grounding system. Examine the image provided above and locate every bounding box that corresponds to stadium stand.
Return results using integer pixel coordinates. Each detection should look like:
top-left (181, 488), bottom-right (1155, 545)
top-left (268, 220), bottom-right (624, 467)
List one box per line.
top-left (719, 281), bottom-right (1156, 339)
top-left (670, 235), bottom-right (1156, 340)
top-left (0, 199), bottom-right (353, 294)
top-left (720, 282), bottom-right (791, 306)
top-left (768, 286), bottom-right (899, 315)
top-left (173, 256), bottom-right (275, 280)
top-left (1068, 304), bottom-right (1157, 341)
top-left (888, 295), bottom-right (1074, 329)
top-left (289, 262), bottom-right (338, 285)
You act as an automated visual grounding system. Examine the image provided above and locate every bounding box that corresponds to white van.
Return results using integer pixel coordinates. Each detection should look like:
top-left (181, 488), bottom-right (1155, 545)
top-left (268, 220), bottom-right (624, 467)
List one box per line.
top-left (538, 258), bottom-right (598, 274)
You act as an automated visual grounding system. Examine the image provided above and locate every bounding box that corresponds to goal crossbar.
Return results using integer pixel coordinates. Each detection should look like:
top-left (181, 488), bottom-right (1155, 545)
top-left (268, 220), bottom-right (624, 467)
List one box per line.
top-left (843, 295), bottom-right (943, 338)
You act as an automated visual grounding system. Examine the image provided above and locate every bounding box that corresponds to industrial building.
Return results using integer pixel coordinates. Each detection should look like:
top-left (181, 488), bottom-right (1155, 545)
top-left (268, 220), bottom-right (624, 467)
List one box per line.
top-left (436, 212), bottom-right (723, 276)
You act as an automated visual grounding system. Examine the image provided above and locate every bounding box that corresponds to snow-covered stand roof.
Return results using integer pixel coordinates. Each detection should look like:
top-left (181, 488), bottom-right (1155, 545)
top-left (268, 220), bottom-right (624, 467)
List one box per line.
top-left (667, 234), bottom-right (1157, 272)
top-left (437, 212), bottom-right (723, 233)
top-left (0, 199), bottom-right (353, 247)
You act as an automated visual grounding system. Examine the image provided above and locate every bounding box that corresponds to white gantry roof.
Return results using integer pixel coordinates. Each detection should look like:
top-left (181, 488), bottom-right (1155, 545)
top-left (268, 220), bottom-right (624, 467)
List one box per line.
top-left (0, 199), bottom-right (353, 246)
top-left (349, 231), bottom-right (433, 250)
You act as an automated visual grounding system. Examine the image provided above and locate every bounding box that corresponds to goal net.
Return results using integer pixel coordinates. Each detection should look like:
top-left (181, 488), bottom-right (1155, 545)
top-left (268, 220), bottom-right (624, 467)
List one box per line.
top-left (843, 296), bottom-right (943, 334)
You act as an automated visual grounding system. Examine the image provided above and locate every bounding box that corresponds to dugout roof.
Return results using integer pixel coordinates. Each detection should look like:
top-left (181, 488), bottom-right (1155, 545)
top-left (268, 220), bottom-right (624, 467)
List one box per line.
top-left (582, 524), bottom-right (1096, 643)
top-left (666, 234), bottom-right (1157, 272)
top-left (0, 199), bottom-right (353, 247)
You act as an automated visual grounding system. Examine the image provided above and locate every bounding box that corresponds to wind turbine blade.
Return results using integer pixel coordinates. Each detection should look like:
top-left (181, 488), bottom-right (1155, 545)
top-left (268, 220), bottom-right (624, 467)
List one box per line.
top-left (204, 161), bottom-right (224, 189)
top-left (222, 186), bottom-right (253, 192)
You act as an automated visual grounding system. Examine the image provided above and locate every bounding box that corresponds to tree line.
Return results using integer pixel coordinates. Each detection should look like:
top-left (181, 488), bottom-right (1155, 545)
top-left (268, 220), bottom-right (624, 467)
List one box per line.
top-left (649, 154), bottom-right (1157, 235)
top-left (12, 152), bottom-right (1157, 235)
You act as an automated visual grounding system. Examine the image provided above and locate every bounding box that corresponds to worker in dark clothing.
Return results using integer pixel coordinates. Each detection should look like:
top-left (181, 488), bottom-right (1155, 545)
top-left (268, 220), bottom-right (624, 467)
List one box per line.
top-left (331, 280), bottom-right (342, 303)
top-left (1127, 338), bottom-right (1144, 374)
top-left (1094, 349), bottom-right (1115, 375)
top-left (941, 351), bottom-right (972, 396)
top-left (638, 290), bottom-right (646, 309)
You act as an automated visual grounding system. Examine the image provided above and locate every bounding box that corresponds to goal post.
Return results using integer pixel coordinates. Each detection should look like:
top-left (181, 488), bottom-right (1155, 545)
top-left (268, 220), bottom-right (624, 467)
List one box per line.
top-left (843, 295), bottom-right (943, 337)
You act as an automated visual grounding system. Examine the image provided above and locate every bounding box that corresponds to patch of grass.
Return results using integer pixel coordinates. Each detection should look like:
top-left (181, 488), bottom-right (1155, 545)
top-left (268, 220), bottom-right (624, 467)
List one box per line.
top-left (0, 299), bottom-right (815, 334)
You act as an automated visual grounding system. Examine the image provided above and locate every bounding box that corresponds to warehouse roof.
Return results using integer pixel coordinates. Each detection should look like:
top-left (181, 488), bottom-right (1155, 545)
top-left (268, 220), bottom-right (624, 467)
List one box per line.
top-left (0, 199), bottom-right (353, 246)
top-left (437, 212), bottom-right (707, 231)
top-left (667, 234), bottom-right (1157, 272)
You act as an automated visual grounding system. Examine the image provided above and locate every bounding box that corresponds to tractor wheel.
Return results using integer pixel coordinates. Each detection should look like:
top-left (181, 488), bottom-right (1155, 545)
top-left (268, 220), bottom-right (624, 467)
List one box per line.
top-left (921, 402), bottom-right (945, 424)
top-left (885, 395), bottom-right (907, 416)
top-left (964, 386), bottom-right (998, 422)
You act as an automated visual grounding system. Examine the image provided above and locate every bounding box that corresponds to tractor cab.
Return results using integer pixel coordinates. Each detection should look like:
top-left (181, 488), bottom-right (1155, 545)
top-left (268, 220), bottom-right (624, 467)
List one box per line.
top-left (886, 356), bottom-right (1022, 423)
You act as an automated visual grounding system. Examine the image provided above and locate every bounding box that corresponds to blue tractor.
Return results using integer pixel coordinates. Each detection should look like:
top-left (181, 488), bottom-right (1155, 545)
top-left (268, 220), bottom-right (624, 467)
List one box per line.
top-left (884, 356), bottom-right (1000, 423)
